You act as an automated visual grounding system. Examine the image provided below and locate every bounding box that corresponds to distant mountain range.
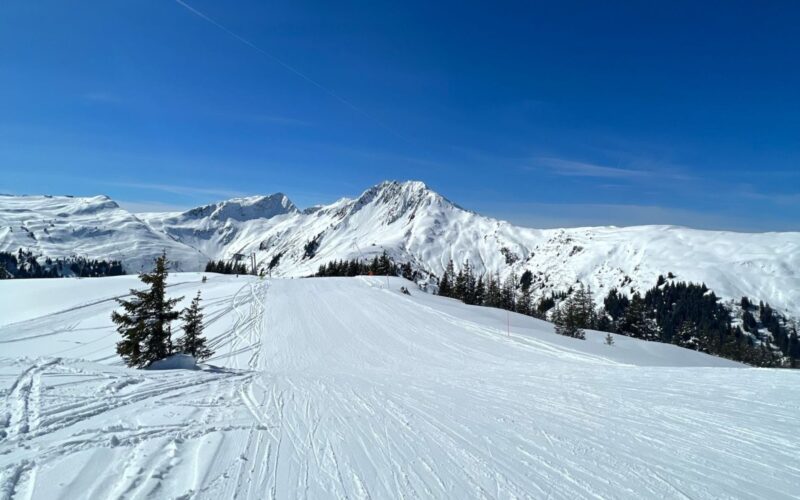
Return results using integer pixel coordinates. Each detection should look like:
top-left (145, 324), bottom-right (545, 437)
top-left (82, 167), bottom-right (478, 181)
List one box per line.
top-left (2, 181), bottom-right (798, 315)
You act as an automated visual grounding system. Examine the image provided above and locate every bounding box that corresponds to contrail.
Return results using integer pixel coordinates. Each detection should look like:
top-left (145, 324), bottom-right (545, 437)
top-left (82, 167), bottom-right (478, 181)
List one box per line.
top-left (172, 0), bottom-right (409, 142)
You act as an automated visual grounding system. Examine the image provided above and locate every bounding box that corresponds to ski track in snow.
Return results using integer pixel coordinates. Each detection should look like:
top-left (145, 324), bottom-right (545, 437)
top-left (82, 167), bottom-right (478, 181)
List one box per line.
top-left (0, 274), bottom-right (799, 499)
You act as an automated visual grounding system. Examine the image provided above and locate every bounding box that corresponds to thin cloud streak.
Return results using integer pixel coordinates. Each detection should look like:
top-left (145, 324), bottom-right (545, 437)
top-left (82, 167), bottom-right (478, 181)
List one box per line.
top-left (535, 158), bottom-right (648, 179)
top-left (104, 181), bottom-right (247, 199)
top-left (172, 0), bottom-right (411, 143)
top-left (531, 157), bottom-right (693, 181)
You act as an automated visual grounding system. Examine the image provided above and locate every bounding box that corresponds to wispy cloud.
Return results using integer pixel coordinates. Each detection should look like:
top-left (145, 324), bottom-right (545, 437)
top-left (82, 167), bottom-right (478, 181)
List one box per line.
top-left (117, 200), bottom-right (192, 214)
top-left (83, 91), bottom-right (122, 104)
top-left (533, 158), bottom-right (648, 179)
top-left (247, 114), bottom-right (311, 126)
top-left (103, 181), bottom-right (247, 199)
top-left (529, 157), bottom-right (694, 182)
top-left (739, 188), bottom-right (800, 206)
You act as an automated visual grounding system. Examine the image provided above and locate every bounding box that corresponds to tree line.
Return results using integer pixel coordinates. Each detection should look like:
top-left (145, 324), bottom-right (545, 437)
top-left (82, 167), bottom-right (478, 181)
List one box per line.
top-left (0, 249), bottom-right (124, 279)
top-left (435, 259), bottom-right (798, 367)
top-left (113, 253), bottom-right (213, 368)
top-left (313, 251), bottom-right (420, 281)
top-left (205, 259), bottom-right (249, 275)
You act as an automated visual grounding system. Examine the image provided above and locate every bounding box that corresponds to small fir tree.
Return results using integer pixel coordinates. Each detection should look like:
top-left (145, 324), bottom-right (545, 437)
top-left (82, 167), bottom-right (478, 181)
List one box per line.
top-left (176, 291), bottom-right (213, 360)
top-left (111, 252), bottom-right (182, 367)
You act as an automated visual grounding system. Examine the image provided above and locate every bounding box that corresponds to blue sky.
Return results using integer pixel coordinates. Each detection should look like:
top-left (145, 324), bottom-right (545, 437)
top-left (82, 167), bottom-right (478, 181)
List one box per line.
top-left (1, 1), bottom-right (798, 231)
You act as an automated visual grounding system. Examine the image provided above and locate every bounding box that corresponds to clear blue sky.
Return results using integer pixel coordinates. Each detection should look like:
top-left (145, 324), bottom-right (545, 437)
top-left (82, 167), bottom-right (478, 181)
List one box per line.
top-left (1, 1), bottom-right (798, 231)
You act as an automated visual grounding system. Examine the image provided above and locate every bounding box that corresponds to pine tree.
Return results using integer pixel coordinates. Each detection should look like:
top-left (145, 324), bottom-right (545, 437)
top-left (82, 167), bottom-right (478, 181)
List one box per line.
top-left (501, 273), bottom-right (518, 311)
top-left (571, 283), bottom-right (596, 329)
top-left (674, 320), bottom-right (699, 350)
top-left (111, 252), bottom-right (183, 367)
top-left (176, 291), bottom-right (213, 360)
top-left (454, 267), bottom-right (467, 302)
top-left (485, 273), bottom-right (503, 308)
top-left (553, 296), bottom-right (585, 340)
top-left (439, 260), bottom-right (455, 297)
top-left (473, 276), bottom-right (485, 306)
top-left (518, 270), bottom-right (533, 315)
top-left (111, 289), bottom-right (148, 367)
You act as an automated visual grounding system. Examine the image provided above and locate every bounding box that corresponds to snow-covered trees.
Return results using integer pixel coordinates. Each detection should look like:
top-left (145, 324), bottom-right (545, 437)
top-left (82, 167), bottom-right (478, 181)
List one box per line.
top-left (176, 291), bottom-right (213, 361)
top-left (112, 253), bottom-right (182, 368)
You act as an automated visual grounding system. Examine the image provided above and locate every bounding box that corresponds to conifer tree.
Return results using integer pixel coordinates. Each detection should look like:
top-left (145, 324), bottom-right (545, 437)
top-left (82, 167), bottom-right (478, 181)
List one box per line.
top-left (112, 252), bottom-right (182, 367)
top-left (438, 260), bottom-right (455, 297)
top-left (473, 276), bottom-right (485, 306)
top-left (454, 267), bottom-right (467, 302)
top-left (553, 295), bottom-right (586, 339)
top-left (485, 273), bottom-right (503, 308)
top-left (176, 291), bottom-right (213, 360)
top-left (518, 270), bottom-right (533, 316)
top-left (673, 320), bottom-right (699, 349)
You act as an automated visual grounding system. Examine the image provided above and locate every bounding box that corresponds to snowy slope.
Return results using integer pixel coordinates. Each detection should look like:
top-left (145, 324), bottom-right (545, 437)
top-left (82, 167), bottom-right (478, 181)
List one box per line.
top-left (3, 183), bottom-right (799, 315)
top-left (0, 275), bottom-right (798, 499)
top-left (0, 195), bottom-right (206, 273)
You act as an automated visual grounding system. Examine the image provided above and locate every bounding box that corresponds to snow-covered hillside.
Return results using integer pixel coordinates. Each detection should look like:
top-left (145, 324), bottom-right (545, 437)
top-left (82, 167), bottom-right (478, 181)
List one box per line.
top-left (3, 182), bottom-right (799, 314)
top-left (1, 275), bottom-right (798, 498)
top-left (0, 195), bottom-right (205, 273)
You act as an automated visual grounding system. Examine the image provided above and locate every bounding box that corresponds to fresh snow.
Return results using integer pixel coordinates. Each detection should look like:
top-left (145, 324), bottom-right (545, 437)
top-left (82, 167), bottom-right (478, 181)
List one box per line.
top-left (3, 181), bottom-right (799, 316)
top-left (1, 274), bottom-right (798, 499)
top-left (145, 354), bottom-right (198, 371)
top-left (0, 194), bottom-right (206, 274)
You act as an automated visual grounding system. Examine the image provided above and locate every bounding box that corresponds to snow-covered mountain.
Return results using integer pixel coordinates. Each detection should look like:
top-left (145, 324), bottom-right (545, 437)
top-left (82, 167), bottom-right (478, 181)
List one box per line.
top-left (2, 182), bottom-right (799, 315)
top-left (140, 194), bottom-right (298, 259)
top-left (140, 180), bottom-right (800, 315)
top-left (0, 194), bottom-right (206, 273)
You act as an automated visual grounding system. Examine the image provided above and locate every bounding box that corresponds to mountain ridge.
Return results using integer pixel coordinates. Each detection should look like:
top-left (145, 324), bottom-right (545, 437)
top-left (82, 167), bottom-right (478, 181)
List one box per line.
top-left (2, 182), bottom-right (798, 316)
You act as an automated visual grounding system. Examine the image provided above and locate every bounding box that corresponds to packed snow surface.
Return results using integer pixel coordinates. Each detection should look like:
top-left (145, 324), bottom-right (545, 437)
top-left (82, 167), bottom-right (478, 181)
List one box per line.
top-left (1, 274), bottom-right (798, 499)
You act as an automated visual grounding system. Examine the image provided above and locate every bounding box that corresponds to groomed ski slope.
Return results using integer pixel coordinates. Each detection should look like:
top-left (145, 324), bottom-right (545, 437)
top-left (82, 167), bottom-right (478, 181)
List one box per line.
top-left (0, 274), bottom-right (798, 499)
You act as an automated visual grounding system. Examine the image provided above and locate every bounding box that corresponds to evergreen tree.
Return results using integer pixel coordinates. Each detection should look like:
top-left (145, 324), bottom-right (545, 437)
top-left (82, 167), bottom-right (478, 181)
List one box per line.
top-left (518, 270), bottom-right (533, 316)
top-left (501, 273), bottom-right (518, 311)
top-left (111, 252), bottom-right (182, 367)
top-left (485, 273), bottom-right (503, 308)
top-left (176, 291), bottom-right (213, 360)
top-left (673, 320), bottom-right (700, 350)
top-left (473, 276), bottom-right (485, 306)
top-left (439, 260), bottom-right (455, 298)
top-left (454, 267), bottom-right (467, 302)
top-left (553, 295), bottom-right (585, 340)
top-left (571, 283), bottom-right (596, 329)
